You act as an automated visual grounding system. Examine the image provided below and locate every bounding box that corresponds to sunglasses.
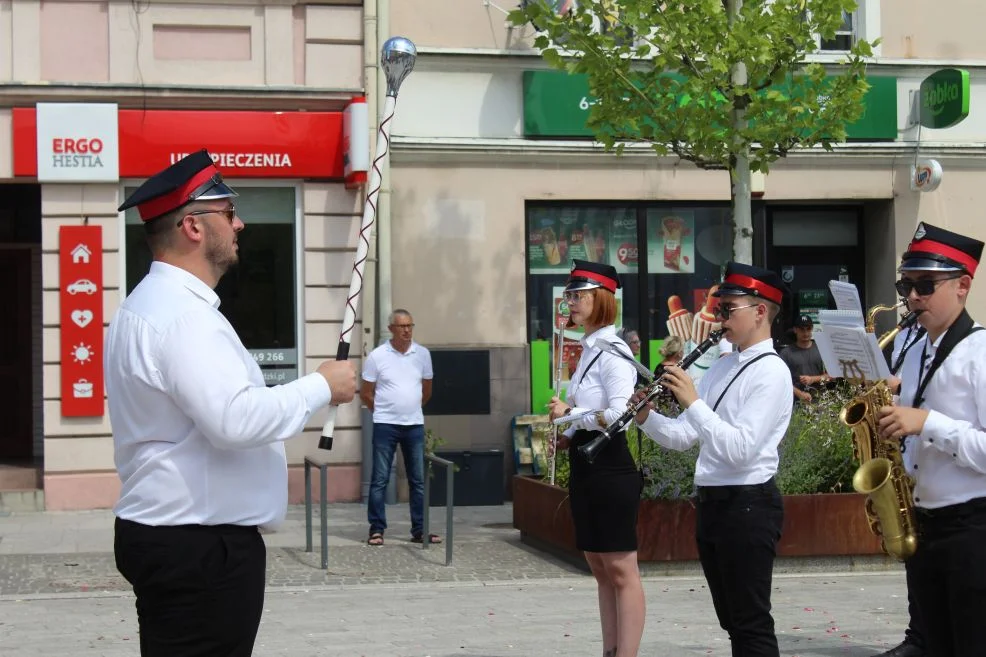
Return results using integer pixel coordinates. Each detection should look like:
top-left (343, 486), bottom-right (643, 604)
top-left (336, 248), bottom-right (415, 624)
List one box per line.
top-left (178, 205), bottom-right (237, 226)
top-left (563, 290), bottom-right (591, 303)
top-left (894, 274), bottom-right (962, 297)
top-left (713, 303), bottom-right (760, 320)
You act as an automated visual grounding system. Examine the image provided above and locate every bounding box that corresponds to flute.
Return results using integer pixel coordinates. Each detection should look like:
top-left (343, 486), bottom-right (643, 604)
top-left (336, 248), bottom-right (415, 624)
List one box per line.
top-left (578, 330), bottom-right (723, 464)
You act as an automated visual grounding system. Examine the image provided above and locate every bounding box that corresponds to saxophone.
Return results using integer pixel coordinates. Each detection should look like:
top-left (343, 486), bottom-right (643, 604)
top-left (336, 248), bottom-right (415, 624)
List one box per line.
top-left (839, 303), bottom-right (922, 560)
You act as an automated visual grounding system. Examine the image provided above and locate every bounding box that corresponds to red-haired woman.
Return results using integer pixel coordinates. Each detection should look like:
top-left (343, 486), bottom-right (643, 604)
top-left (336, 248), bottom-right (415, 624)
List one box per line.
top-left (548, 259), bottom-right (645, 657)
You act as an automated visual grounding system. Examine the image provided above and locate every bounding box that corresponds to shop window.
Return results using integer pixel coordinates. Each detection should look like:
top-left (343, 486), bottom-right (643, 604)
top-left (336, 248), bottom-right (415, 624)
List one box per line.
top-left (526, 203), bottom-right (733, 410)
top-left (644, 206), bottom-right (732, 365)
top-left (122, 185), bottom-right (300, 385)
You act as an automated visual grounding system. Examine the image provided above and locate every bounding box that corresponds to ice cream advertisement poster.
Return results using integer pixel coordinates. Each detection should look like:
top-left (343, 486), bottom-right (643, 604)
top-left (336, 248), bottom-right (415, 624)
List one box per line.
top-left (662, 287), bottom-right (722, 381)
top-left (551, 286), bottom-right (623, 385)
top-left (648, 212), bottom-right (696, 274)
top-left (607, 216), bottom-right (638, 273)
top-left (528, 208), bottom-right (636, 274)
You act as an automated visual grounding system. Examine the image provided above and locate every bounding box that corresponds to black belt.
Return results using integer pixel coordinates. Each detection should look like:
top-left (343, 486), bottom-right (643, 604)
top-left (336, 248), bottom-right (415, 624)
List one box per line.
top-left (696, 477), bottom-right (776, 503)
top-left (915, 496), bottom-right (986, 522)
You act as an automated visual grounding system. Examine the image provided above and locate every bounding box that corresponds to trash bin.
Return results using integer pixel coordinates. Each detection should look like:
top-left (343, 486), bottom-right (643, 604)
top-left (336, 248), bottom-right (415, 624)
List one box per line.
top-left (428, 449), bottom-right (504, 507)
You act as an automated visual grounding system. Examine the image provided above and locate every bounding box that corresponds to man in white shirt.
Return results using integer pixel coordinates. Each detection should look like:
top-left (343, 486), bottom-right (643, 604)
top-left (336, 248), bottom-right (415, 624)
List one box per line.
top-left (634, 262), bottom-right (792, 657)
top-left (107, 150), bottom-right (357, 657)
top-left (878, 222), bottom-right (986, 657)
top-left (361, 309), bottom-right (435, 546)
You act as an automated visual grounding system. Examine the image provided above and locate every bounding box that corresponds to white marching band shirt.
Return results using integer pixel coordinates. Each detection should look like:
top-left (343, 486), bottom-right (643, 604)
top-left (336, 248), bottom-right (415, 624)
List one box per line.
top-left (637, 338), bottom-right (792, 487)
top-left (563, 325), bottom-right (637, 437)
top-left (899, 327), bottom-right (986, 509)
top-left (105, 262), bottom-right (332, 529)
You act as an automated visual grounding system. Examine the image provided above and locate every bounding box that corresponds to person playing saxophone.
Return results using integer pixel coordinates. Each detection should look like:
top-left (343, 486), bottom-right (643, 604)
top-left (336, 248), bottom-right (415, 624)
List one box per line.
top-left (633, 262), bottom-right (793, 657)
top-left (877, 222), bottom-right (986, 657)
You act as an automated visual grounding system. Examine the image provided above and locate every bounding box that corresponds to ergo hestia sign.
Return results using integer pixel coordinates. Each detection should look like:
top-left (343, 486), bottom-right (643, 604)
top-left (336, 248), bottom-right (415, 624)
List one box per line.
top-left (920, 68), bottom-right (970, 129)
top-left (36, 103), bottom-right (120, 182)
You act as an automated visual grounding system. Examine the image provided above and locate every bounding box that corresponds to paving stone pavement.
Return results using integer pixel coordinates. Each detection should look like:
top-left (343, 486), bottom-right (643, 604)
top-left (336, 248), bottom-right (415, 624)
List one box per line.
top-left (0, 504), bottom-right (911, 655)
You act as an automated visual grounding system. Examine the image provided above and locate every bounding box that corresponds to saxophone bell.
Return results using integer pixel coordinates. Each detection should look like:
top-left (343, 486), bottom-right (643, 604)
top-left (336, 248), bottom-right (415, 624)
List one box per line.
top-left (840, 301), bottom-right (922, 561)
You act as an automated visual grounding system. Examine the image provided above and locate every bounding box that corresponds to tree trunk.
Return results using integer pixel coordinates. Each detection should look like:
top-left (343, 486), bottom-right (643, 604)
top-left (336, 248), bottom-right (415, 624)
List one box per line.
top-left (728, 0), bottom-right (753, 265)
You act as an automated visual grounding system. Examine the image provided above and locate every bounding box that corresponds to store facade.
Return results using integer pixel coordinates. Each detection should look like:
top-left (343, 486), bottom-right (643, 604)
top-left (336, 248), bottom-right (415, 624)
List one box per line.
top-left (0, 0), bottom-right (370, 510)
top-left (388, 1), bottom-right (986, 457)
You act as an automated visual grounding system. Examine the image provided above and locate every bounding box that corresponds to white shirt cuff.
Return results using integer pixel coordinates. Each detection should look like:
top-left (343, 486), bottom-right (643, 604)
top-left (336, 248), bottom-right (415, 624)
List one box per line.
top-left (919, 409), bottom-right (954, 454)
top-left (295, 372), bottom-right (333, 411)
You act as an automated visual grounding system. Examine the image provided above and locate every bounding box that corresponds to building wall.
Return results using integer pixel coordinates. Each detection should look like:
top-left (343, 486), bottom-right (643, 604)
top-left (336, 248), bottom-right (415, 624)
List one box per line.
top-left (386, 0), bottom-right (986, 477)
top-left (37, 181), bottom-right (367, 510)
top-left (391, 0), bottom-right (979, 60)
top-left (0, 1), bottom-right (370, 509)
top-left (1, 0), bottom-right (363, 89)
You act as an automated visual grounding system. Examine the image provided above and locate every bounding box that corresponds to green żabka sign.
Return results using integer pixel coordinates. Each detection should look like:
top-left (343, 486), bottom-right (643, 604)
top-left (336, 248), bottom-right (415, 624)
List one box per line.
top-left (920, 68), bottom-right (970, 129)
top-left (523, 70), bottom-right (899, 141)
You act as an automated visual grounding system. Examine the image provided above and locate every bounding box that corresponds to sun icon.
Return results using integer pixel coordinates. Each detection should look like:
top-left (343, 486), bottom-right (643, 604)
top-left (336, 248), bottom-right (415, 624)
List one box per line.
top-left (72, 343), bottom-right (93, 364)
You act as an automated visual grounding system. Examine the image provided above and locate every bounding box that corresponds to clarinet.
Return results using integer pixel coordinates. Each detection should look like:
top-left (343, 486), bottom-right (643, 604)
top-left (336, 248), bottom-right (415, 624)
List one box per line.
top-left (578, 330), bottom-right (724, 464)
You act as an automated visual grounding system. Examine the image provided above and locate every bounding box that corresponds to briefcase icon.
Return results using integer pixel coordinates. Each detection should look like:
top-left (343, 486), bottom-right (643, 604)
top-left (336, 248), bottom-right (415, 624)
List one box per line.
top-left (73, 379), bottom-right (94, 398)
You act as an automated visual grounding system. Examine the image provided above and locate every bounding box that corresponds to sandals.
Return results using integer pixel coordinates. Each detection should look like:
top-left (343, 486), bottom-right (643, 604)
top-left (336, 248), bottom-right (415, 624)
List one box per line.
top-left (411, 533), bottom-right (442, 544)
top-left (367, 532), bottom-right (384, 546)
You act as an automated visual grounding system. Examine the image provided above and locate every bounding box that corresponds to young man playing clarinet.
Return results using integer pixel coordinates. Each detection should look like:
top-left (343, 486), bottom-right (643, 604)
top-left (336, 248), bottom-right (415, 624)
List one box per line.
top-left (878, 222), bottom-right (986, 657)
top-left (633, 262), bottom-right (793, 657)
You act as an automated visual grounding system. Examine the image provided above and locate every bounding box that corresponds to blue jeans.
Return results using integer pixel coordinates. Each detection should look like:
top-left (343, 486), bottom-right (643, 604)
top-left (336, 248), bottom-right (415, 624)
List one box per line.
top-left (368, 423), bottom-right (425, 537)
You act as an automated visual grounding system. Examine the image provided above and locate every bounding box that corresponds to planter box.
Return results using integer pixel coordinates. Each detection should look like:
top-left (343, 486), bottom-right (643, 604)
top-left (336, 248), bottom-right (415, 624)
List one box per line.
top-left (512, 475), bottom-right (884, 563)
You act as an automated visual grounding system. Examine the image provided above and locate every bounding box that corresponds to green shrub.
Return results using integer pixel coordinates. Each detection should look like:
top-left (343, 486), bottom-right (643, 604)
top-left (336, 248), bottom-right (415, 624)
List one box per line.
top-left (530, 383), bottom-right (859, 499)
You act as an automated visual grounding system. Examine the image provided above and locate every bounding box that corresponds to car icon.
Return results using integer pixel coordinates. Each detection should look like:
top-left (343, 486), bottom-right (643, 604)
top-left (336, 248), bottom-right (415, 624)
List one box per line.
top-left (67, 279), bottom-right (98, 295)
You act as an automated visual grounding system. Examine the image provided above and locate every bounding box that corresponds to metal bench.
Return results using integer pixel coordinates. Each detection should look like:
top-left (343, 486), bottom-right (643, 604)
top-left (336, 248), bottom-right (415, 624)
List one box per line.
top-left (304, 454), bottom-right (330, 569)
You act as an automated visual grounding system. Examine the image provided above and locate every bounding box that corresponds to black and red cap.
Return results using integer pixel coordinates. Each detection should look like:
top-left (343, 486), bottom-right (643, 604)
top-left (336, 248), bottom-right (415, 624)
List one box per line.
top-left (118, 150), bottom-right (238, 222)
top-left (713, 261), bottom-right (787, 305)
top-left (900, 222), bottom-right (983, 277)
top-left (565, 259), bottom-right (620, 294)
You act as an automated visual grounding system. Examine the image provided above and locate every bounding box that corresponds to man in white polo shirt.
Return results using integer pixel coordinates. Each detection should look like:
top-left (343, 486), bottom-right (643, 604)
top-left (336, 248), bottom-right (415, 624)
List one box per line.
top-left (361, 309), bottom-right (436, 546)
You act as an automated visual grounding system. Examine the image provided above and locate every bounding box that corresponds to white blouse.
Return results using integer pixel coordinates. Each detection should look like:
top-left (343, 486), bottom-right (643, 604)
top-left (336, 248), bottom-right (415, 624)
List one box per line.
top-left (638, 338), bottom-right (792, 486)
top-left (563, 325), bottom-right (637, 436)
top-left (105, 262), bottom-right (332, 529)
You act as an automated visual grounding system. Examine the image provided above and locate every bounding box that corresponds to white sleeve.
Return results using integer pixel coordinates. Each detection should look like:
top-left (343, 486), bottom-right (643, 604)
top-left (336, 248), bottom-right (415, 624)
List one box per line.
top-left (158, 308), bottom-right (331, 450)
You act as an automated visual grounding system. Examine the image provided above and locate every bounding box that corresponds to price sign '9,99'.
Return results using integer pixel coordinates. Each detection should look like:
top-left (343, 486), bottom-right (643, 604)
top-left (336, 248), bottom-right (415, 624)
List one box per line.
top-left (59, 225), bottom-right (104, 417)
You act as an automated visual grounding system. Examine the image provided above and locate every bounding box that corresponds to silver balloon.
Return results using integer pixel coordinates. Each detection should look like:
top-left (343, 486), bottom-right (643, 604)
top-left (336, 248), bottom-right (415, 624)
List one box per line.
top-left (381, 37), bottom-right (417, 97)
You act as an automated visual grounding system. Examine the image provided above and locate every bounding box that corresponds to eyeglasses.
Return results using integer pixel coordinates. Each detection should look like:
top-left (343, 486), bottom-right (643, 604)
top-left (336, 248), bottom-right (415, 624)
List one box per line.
top-left (563, 291), bottom-right (591, 303)
top-left (178, 205), bottom-right (237, 226)
top-left (713, 303), bottom-right (760, 320)
top-left (391, 323), bottom-right (415, 330)
top-left (894, 274), bottom-right (963, 297)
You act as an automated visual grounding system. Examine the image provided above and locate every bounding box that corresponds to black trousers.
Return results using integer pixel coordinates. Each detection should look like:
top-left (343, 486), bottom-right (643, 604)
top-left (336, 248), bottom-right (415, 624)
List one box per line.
top-left (907, 498), bottom-right (986, 657)
top-left (695, 479), bottom-right (784, 657)
top-left (114, 517), bottom-right (267, 657)
top-left (902, 558), bottom-right (926, 649)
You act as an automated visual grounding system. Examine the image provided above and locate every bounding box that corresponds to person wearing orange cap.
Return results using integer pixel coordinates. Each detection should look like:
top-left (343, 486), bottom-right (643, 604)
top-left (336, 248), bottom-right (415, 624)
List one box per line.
top-left (548, 259), bottom-right (645, 657)
top-left (106, 150), bottom-right (357, 656)
top-left (634, 261), bottom-right (793, 657)
top-left (877, 222), bottom-right (986, 657)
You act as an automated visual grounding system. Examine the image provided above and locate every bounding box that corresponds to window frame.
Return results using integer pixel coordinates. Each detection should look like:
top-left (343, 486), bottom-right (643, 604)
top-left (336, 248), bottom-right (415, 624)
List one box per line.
top-left (117, 179), bottom-right (305, 385)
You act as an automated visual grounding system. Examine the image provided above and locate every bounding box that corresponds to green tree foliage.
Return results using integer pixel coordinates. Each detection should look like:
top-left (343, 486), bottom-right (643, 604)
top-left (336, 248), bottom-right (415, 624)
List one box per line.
top-left (511, 0), bottom-right (876, 261)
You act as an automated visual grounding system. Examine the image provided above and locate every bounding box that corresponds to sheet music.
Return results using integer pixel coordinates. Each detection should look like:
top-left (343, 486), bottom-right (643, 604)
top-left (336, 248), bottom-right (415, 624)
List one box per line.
top-left (829, 280), bottom-right (863, 315)
top-left (814, 323), bottom-right (890, 382)
top-left (817, 308), bottom-right (865, 328)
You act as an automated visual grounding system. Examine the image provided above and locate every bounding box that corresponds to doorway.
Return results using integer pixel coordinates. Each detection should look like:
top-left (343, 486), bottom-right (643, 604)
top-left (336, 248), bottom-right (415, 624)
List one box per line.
top-left (0, 184), bottom-right (42, 489)
top-left (764, 206), bottom-right (864, 345)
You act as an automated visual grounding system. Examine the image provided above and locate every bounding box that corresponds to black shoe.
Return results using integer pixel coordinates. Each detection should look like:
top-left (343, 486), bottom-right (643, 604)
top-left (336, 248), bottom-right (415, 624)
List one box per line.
top-left (874, 640), bottom-right (925, 657)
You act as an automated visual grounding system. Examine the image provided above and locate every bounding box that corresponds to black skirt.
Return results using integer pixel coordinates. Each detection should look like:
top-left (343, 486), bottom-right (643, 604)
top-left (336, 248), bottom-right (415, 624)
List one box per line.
top-left (568, 429), bottom-right (643, 553)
